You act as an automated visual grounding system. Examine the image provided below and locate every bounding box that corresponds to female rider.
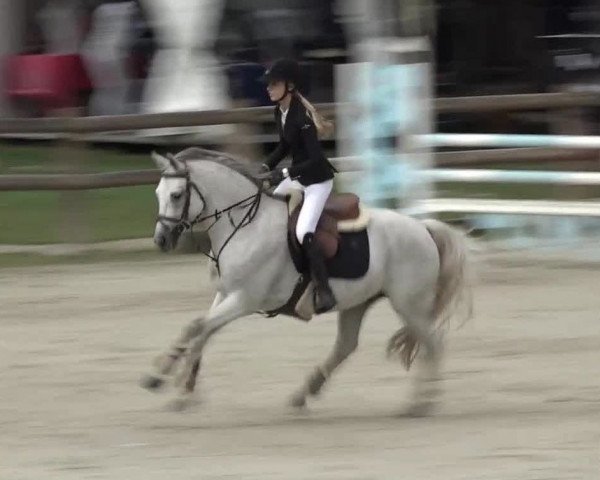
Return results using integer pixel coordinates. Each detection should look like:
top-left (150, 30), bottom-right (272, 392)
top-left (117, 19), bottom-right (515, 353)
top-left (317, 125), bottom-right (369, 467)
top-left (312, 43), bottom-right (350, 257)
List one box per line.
top-left (261, 59), bottom-right (337, 314)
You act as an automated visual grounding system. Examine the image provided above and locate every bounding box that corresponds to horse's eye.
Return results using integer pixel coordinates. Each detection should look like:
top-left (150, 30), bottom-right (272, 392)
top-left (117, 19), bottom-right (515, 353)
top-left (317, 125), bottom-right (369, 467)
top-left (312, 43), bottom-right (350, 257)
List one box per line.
top-left (171, 191), bottom-right (183, 201)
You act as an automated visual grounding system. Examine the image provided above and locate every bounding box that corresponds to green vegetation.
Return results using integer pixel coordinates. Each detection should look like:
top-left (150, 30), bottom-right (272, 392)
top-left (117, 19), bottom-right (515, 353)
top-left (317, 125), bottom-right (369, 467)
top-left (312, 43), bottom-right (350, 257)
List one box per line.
top-left (0, 250), bottom-right (166, 269)
top-left (0, 143), bottom-right (157, 244)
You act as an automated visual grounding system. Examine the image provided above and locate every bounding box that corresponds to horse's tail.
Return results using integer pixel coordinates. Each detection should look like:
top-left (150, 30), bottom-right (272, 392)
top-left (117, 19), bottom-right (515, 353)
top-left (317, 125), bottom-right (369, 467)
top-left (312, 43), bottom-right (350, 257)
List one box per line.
top-left (386, 219), bottom-right (474, 370)
top-left (422, 219), bottom-right (474, 330)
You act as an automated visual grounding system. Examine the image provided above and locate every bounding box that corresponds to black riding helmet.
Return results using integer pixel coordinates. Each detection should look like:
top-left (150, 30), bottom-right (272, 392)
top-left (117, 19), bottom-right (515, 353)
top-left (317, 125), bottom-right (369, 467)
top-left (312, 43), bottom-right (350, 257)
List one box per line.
top-left (261, 59), bottom-right (305, 97)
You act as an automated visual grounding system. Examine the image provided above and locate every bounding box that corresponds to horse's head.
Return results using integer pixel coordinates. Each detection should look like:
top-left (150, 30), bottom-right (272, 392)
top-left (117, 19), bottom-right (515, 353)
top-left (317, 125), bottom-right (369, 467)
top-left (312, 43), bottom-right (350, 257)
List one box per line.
top-left (152, 152), bottom-right (206, 252)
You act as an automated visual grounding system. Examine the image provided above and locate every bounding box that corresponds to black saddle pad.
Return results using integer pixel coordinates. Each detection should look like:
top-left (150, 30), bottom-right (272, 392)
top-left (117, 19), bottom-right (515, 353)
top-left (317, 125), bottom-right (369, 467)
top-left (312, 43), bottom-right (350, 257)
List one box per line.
top-left (288, 229), bottom-right (370, 280)
top-left (326, 230), bottom-right (370, 279)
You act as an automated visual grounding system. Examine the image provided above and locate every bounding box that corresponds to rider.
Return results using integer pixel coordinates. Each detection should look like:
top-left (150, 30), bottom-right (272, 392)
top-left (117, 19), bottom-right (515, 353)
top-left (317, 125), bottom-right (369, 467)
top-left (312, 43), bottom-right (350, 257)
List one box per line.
top-left (261, 58), bottom-right (337, 314)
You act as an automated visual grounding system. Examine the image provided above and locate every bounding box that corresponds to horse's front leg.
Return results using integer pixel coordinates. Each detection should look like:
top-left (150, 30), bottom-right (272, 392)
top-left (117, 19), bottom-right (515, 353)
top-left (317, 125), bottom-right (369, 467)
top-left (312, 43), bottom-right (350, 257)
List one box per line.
top-left (173, 290), bottom-right (226, 389)
top-left (171, 290), bottom-right (251, 410)
top-left (141, 291), bottom-right (224, 391)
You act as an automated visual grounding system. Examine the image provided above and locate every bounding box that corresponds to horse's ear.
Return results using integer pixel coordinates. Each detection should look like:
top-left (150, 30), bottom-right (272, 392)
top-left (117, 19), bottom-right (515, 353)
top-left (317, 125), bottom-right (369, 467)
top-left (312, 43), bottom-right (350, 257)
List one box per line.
top-left (151, 151), bottom-right (170, 171)
top-left (166, 153), bottom-right (186, 172)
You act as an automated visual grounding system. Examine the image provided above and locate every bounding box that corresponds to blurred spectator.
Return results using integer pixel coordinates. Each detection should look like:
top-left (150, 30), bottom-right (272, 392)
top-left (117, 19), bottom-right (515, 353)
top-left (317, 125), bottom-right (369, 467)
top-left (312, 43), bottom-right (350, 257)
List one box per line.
top-left (80, 1), bottom-right (136, 115)
top-left (124, 1), bottom-right (157, 109)
top-left (5, 0), bottom-right (91, 116)
top-left (37, 0), bottom-right (83, 54)
top-left (8, 0), bottom-right (600, 119)
top-left (216, 0), bottom-right (343, 63)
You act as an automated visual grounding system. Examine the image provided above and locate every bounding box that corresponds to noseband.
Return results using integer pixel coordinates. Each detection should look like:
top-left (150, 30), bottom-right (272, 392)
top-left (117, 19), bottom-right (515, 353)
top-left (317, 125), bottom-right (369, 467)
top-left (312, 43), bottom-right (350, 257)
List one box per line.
top-left (157, 168), bottom-right (263, 275)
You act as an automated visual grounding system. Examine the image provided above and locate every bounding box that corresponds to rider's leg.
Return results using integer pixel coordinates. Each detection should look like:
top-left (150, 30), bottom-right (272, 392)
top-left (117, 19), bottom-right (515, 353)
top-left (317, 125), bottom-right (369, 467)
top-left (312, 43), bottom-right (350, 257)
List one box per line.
top-left (296, 180), bottom-right (336, 313)
top-left (273, 177), bottom-right (301, 197)
top-left (295, 180), bottom-right (333, 243)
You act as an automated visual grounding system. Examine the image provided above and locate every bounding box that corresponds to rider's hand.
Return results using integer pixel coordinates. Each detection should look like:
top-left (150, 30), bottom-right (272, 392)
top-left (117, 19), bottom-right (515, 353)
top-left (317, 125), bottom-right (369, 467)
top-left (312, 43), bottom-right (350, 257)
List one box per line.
top-left (267, 168), bottom-right (284, 185)
top-left (257, 168), bottom-right (284, 186)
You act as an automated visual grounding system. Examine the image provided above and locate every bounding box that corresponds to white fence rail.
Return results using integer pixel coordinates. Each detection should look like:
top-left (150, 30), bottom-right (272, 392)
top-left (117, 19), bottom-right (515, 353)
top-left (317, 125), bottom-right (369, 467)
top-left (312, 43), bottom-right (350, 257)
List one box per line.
top-left (411, 199), bottom-right (600, 217)
top-left (413, 135), bottom-right (599, 219)
top-left (420, 133), bottom-right (600, 149)
top-left (421, 169), bottom-right (600, 185)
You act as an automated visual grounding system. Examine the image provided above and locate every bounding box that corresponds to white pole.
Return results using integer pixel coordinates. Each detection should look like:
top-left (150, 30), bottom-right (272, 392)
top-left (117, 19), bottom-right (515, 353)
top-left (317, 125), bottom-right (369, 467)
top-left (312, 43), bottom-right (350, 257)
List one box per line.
top-left (422, 169), bottom-right (600, 185)
top-left (420, 133), bottom-right (600, 149)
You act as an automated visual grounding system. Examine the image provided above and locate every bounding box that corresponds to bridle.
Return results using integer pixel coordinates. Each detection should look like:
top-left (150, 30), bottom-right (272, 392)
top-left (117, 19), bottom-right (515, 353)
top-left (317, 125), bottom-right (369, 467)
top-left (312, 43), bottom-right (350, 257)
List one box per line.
top-left (157, 170), bottom-right (205, 239)
top-left (157, 168), bottom-right (263, 275)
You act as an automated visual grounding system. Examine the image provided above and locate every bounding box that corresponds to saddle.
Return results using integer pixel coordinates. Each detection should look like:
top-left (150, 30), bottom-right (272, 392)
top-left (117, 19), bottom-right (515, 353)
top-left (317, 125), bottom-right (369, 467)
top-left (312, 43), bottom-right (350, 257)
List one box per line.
top-left (287, 191), bottom-right (370, 258)
top-left (264, 191), bottom-right (370, 321)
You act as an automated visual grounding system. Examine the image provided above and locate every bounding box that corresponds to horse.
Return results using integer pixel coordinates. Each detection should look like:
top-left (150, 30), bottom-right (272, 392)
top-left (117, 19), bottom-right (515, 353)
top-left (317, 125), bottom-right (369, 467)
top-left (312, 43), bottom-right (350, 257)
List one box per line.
top-left (141, 147), bottom-right (473, 415)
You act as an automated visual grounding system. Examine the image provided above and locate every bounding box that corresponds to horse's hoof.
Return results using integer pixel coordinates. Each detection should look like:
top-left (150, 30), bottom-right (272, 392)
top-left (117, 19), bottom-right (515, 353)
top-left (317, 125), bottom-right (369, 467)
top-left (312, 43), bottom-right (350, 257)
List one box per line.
top-left (288, 392), bottom-right (307, 409)
top-left (167, 394), bottom-right (196, 412)
top-left (140, 374), bottom-right (165, 391)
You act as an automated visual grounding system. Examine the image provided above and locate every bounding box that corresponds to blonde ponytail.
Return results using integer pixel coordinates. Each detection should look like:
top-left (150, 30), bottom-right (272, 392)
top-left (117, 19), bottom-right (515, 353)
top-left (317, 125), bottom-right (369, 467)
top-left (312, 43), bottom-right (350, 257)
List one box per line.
top-left (296, 92), bottom-right (335, 139)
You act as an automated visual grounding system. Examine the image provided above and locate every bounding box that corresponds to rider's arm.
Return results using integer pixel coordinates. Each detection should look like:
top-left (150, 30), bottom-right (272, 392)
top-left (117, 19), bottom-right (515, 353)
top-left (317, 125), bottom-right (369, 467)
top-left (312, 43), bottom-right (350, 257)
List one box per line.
top-left (287, 120), bottom-right (320, 178)
top-left (264, 138), bottom-right (290, 170)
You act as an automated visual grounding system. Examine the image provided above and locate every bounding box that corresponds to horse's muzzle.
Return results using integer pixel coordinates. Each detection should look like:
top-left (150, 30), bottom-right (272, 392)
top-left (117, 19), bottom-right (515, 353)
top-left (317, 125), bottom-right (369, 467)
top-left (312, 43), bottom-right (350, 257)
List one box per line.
top-left (154, 232), bottom-right (170, 252)
top-left (154, 223), bottom-right (180, 252)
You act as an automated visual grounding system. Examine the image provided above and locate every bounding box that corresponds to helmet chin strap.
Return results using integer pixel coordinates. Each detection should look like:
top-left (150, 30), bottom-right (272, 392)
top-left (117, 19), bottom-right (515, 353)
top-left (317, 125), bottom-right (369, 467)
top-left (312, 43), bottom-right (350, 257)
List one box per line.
top-left (274, 81), bottom-right (295, 103)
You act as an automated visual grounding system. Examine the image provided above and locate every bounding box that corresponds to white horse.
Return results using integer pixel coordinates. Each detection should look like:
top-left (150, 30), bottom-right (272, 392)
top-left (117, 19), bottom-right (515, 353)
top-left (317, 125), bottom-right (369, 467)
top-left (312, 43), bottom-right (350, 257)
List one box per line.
top-left (142, 148), bottom-right (473, 415)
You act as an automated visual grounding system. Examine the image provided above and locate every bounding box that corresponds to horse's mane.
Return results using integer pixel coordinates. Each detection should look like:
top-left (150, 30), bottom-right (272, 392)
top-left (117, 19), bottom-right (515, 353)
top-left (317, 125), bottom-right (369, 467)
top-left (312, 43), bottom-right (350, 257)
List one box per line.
top-left (174, 147), bottom-right (264, 188)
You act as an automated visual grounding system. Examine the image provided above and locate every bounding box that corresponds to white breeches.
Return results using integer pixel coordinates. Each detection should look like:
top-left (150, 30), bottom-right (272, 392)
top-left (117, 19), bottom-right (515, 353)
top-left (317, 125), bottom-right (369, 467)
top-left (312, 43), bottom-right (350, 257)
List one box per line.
top-left (273, 177), bottom-right (334, 244)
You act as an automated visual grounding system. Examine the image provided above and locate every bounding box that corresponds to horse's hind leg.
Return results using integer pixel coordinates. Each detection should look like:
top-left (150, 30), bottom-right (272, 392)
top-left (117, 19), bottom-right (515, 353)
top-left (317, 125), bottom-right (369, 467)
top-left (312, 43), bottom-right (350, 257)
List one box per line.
top-left (389, 296), bottom-right (443, 416)
top-left (289, 301), bottom-right (370, 409)
top-left (407, 319), bottom-right (443, 417)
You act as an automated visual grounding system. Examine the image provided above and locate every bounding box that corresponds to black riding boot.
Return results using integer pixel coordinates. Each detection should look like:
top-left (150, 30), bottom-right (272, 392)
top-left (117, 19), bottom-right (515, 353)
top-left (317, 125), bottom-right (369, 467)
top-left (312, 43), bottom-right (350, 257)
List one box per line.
top-left (302, 233), bottom-right (337, 314)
